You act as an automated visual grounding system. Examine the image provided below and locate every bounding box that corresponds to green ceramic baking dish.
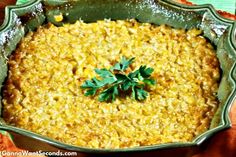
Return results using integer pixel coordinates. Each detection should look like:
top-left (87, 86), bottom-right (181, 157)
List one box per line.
top-left (0, 0), bottom-right (236, 156)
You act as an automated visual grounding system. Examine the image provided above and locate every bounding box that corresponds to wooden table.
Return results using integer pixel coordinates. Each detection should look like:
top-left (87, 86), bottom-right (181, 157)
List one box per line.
top-left (0, 1), bottom-right (236, 157)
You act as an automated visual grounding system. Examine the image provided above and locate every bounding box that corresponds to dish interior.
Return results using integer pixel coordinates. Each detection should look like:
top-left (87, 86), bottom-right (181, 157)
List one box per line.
top-left (2, 19), bottom-right (220, 148)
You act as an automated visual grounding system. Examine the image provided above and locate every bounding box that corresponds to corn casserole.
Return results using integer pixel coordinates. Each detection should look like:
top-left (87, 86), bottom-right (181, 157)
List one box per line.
top-left (2, 19), bottom-right (220, 149)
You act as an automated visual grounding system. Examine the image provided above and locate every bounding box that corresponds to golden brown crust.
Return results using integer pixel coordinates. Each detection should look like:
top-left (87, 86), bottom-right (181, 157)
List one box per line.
top-left (2, 20), bottom-right (220, 149)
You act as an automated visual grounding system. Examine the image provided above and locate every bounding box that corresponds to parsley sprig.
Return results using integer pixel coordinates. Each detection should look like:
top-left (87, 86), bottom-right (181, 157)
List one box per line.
top-left (81, 57), bottom-right (156, 102)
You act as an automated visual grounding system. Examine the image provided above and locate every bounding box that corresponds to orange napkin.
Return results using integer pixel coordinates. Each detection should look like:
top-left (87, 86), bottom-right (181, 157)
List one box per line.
top-left (0, 132), bottom-right (44, 157)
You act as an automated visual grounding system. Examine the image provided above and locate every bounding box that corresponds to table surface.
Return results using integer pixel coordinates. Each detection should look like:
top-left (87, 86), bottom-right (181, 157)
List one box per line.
top-left (190, 0), bottom-right (236, 14)
top-left (0, 1), bottom-right (236, 157)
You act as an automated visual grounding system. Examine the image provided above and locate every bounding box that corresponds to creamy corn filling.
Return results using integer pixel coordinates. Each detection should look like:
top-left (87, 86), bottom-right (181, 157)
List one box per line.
top-left (2, 19), bottom-right (220, 148)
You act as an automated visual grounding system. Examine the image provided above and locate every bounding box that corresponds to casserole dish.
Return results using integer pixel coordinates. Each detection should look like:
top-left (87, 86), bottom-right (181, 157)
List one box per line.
top-left (0, 0), bottom-right (236, 156)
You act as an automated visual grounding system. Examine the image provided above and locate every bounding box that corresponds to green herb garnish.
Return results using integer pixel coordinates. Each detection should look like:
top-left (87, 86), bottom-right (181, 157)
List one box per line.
top-left (81, 57), bottom-right (156, 102)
